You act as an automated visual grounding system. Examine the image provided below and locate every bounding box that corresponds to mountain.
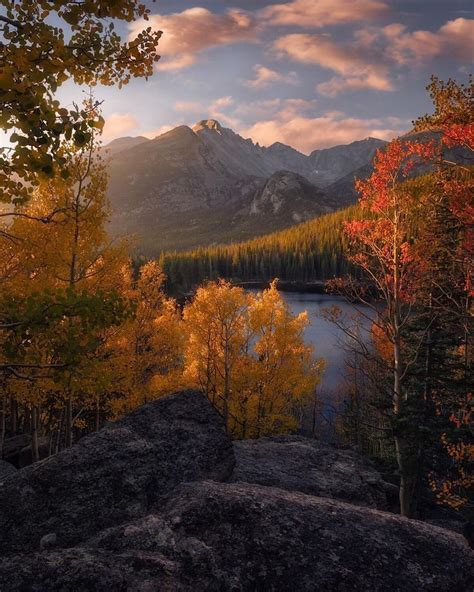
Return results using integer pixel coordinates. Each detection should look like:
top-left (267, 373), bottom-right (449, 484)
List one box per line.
top-left (105, 120), bottom-right (386, 253)
top-left (325, 162), bottom-right (373, 204)
top-left (308, 137), bottom-right (387, 186)
top-left (102, 136), bottom-right (150, 157)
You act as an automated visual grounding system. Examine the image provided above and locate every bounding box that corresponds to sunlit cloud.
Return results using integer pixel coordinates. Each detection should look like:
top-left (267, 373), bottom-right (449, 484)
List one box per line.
top-left (243, 110), bottom-right (407, 153)
top-left (367, 18), bottom-right (474, 65)
top-left (245, 64), bottom-right (298, 89)
top-left (260, 0), bottom-right (388, 28)
top-left (129, 7), bottom-right (259, 72)
top-left (273, 33), bottom-right (393, 94)
top-left (103, 113), bottom-right (139, 142)
top-left (208, 96), bottom-right (241, 128)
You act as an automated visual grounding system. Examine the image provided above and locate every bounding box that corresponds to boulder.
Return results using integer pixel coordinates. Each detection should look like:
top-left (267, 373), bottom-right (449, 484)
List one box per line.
top-left (0, 459), bottom-right (16, 482)
top-left (0, 481), bottom-right (472, 591)
top-left (232, 435), bottom-right (392, 509)
top-left (0, 391), bottom-right (234, 554)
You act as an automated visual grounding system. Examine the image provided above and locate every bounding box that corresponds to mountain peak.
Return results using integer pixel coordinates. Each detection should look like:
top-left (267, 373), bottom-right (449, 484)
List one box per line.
top-left (193, 119), bottom-right (223, 133)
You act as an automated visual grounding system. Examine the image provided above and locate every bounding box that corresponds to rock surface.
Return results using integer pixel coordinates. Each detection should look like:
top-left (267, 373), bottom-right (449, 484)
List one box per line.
top-left (106, 121), bottom-right (386, 253)
top-left (0, 390), bottom-right (234, 554)
top-left (0, 391), bottom-right (472, 591)
top-left (0, 459), bottom-right (16, 482)
top-left (2, 433), bottom-right (30, 466)
top-left (0, 481), bottom-right (472, 591)
top-left (232, 435), bottom-right (393, 510)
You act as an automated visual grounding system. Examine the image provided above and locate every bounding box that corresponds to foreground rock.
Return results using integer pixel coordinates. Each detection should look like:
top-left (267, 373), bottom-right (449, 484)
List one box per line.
top-left (232, 435), bottom-right (395, 510)
top-left (0, 391), bottom-right (234, 554)
top-left (1, 481), bottom-right (472, 591)
top-left (0, 460), bottom-right (16, 482)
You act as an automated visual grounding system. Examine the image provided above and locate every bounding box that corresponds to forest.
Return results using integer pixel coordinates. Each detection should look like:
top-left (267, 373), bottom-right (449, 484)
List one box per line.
top-left (0, 0), bottom-right (472, 542)
top-left (158, 205), bottom-right (363, 294)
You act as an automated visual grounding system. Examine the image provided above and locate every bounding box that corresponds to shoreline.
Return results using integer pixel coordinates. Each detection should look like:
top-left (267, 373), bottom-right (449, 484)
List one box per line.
top-left (234, 280), bottom-right (328, 294)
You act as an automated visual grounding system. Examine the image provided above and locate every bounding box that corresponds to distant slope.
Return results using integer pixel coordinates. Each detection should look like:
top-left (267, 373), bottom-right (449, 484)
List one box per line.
top-left (309, 137), bottom-right (387, 186)
top-left (103, 136), bottom-right (150, 157)
top-left (105, 120), bottom-right (384, 253)
top-left (158, 206), bottom-right (364, 293)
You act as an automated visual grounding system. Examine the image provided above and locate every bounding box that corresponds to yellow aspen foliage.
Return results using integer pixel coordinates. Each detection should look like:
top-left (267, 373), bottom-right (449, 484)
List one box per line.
top-left (182, 279), bottom-right (324, 437)
top-left (106, 262), bottom-right (186, 418)
top-left (0, 133), bottom-right (131, 447)
top-left (245, 280), bottom-right (324, 438)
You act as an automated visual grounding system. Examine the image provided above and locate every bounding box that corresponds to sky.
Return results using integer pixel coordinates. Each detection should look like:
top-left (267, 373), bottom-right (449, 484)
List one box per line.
top-left (62, 0), bottom-right (473, 153)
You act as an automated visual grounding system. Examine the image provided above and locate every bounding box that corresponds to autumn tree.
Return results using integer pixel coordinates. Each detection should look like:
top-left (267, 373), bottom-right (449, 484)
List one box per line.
top-left (183, 280), bottom-right (249, 429)
top-left (106, 261), bottom-right (185, 419)
top-left (0, 0), bottom-right (161, 205)
top-left (245, 281), bottom-right (324, 438)
top-left (413, 77), bottom-right (474, 517)
top-left (183, 280), bottom-right (323, 437)
top-left (0, 128), bottom-right (131, 449)
top-left (336, 139), bottom-right (436, 517)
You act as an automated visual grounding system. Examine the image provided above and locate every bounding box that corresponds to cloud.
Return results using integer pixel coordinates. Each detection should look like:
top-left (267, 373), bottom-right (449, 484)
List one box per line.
top-left (245, 64), bottom-right (298, 89)
top-left (242, 110), bottom-right (407, 153)
top-left (174, 101), bottom-right (203, 113)
top-left (316, 75), bottom-right (391, 97)
top-left (130, 7), bottom-right (258, 71)
top-left (272, 18), bottom-right (473, 96)
top-left (103, 113), bottom-right (139, 142)
top-left (210, 96), bottom-right (234, 110)
top-left (260, 0), bottom-right (388, 28)
top-left (375, 18), bottom-right (474, 65)
top-left (208, 96), bottom-right (241, 128)
top-left (273, 33), bottom-right (393, 94)
top-left (142, 124), bottom-right (180, 139)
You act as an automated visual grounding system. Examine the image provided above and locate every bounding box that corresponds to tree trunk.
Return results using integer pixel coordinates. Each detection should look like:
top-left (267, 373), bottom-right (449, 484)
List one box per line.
top-left (65, 395), bottom-right (72, 448)
top-left (31, 406), bottom-right (39, 463)
top-left (0, 384), bottom-right (5, 459)
top-left (95, 397), bottom-right (100, 432)
top-left (55, 408), bottom-right (64, 454)
top-left (10, 396), bottom-right (17, 435)
top-left (392, 210), bottom-right (414, 518)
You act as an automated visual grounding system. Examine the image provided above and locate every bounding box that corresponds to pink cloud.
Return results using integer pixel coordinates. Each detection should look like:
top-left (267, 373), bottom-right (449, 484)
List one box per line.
top-left (103, 113), bottom-right (139, 142)
top-left (208, 96), bottom-right (241, 128)
top-left (273, 33), bottom-right (393, 93)
top-left (378, 18), bottom-right (474, 65)
top-left (245, 64), bottom-right (298, 89)
top-left (242, 110), bottom-right (407, 153)
top-left (141, 124), bottom-right (181, 139)
top-left (130, 7), bottom-right (258, 71)
top-left (261, 0), bottom-right (388, 28)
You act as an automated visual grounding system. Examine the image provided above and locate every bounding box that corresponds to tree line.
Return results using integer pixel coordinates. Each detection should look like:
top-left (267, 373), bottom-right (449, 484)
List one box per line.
top-left (158, 206), bottom-right (368, 295)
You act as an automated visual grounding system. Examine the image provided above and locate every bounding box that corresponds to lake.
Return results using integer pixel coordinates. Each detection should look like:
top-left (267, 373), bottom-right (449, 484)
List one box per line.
top-left (279, 291), bottom-right (373, 437)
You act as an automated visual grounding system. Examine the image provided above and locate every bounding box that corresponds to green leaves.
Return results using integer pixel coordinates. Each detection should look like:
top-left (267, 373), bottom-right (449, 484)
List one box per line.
top-left (1, 0), bottom-right (161, 205)
top-left (0, 288), bottom-right (133, 369)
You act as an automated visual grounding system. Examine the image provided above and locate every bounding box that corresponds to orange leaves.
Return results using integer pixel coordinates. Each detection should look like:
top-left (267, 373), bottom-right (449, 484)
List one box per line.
top-left (371, 323), bottom-right (392, 363)
top-left (442, 123), bottom-right (474, 152)
top-left (356, 139), bottom-right (437, 214)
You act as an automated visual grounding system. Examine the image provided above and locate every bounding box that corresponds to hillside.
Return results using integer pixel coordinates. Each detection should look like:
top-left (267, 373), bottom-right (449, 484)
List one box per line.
top-left (158, 206), bottom-right (363, 293)
top-left (104, 121), bottom-right (385, 253)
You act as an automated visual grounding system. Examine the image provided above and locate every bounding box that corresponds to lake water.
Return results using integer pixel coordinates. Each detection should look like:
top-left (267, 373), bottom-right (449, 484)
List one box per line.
top-left (248, 289), bottom-right (373, 436)
top-left (248, 291), bottom-right (372, 397)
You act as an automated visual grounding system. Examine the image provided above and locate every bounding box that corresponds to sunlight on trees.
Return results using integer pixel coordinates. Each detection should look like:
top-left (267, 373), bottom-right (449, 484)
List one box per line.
top-left (183, 280), bottom-right (324, 438)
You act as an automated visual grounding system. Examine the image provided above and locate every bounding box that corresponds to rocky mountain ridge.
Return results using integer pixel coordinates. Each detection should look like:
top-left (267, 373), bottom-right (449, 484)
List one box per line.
top-left (104, 120), bottom-right (386, 253)
top-left (0, 391), bottom-right (471, 591)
